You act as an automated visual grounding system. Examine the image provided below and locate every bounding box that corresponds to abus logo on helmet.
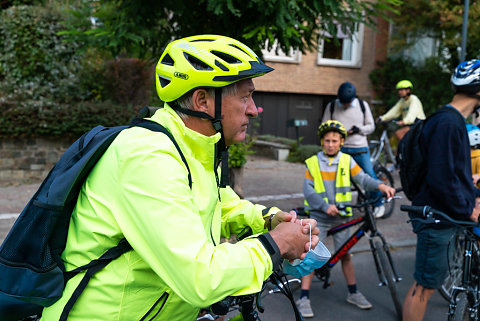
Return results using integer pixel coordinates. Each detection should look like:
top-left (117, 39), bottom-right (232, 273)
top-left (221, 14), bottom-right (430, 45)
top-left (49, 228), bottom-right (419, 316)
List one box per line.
top-left (174, 72), bottom-right (189, 80)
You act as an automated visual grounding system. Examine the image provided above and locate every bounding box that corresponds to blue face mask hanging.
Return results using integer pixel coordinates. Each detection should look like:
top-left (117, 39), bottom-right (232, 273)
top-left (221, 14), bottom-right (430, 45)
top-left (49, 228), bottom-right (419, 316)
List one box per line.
top-left (282, 222), bottom-right (331, 278)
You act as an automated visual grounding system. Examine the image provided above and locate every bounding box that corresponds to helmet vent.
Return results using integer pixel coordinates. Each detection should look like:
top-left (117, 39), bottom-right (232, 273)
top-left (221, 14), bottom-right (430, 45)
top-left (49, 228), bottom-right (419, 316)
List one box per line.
top-left (158, 75), bottom-right (171, 88)
top-left (215, 60), bottom-right (230, 72)
top-left (183, 52), bottom-right (213, 71)
top-left (161, 54), bottom-right (174, 66)
top-left (211, 50), bottom-right (241, 64)
top-left (190, 38), bottom-right (215, 42)
top-left (229, 44), bottom-right (257, 61)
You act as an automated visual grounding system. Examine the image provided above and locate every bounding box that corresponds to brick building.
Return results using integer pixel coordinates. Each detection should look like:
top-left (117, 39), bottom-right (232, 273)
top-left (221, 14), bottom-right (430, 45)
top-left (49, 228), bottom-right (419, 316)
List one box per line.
top-left (252, 18), bottom-right (390, 144)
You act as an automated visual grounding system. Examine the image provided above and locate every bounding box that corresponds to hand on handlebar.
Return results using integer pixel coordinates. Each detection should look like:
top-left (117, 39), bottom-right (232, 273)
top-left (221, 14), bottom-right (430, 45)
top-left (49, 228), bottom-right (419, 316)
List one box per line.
top-left (378, 183), bottom-right (395, 199)
top-left (326, 204), bottom-right (339, 216)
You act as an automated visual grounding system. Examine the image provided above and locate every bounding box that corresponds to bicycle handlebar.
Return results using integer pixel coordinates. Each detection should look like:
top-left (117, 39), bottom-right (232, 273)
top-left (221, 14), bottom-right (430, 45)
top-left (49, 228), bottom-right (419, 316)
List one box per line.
top-left (337, 188), bottom-right (403, 210)
top-left (400, 205), bottom-right (479, 227)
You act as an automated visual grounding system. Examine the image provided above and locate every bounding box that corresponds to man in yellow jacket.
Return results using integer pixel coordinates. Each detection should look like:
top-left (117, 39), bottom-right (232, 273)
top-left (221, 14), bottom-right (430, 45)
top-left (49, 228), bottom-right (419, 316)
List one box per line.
top-left (41, 35), bottom-right (319, 321)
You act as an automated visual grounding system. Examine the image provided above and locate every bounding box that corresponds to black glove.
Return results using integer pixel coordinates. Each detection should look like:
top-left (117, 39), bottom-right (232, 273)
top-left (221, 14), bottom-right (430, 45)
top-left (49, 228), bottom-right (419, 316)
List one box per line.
top-left (349, 126), bottom-right (360, 134)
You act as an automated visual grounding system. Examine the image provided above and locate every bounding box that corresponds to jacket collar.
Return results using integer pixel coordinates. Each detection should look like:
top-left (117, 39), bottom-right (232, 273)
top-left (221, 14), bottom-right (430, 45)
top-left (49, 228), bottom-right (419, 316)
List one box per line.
top-left (150, 104), bottom-right (221, 166)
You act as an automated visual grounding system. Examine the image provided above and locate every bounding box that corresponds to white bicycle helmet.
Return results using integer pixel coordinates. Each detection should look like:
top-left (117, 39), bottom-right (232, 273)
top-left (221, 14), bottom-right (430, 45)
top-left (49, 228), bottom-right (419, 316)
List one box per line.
top-left (467, 124), bottom-right (480, 148)
top-left (451, 59), bottom-right (480, 94)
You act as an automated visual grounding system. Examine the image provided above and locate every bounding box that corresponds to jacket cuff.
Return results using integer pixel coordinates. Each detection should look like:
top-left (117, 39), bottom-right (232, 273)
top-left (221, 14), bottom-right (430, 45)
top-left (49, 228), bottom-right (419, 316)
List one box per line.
top-left (257, 233), bottom-right (282, 271)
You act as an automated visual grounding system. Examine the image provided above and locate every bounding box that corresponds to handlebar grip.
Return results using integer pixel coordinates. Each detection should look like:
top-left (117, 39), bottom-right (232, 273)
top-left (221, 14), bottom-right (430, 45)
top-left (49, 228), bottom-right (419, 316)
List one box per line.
top-left (395, 187), bottom-right (403, 193)
top-left (400, 205), bottom-right (427, 214)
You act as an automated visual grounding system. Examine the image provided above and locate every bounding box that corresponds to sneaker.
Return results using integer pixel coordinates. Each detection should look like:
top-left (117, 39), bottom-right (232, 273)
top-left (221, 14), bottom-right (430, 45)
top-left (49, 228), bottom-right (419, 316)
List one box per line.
top-left (296, 296), bottom-right (314, 318)
top-left (346, 291), bottom-right (373, 309)
top-left (373, 205), bottom-right (385, 218)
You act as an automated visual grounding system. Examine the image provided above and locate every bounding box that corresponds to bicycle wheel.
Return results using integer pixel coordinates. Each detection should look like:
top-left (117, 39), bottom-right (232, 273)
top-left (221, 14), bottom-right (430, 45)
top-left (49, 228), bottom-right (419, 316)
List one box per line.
top-left (374, 241), bottom-right (402, 320)
top-left (440, 231), bottom-right (465, 302)
top-left (449, 292), bottom-right (475, 321)
top-left (374, 165), bottom-right (395, 219)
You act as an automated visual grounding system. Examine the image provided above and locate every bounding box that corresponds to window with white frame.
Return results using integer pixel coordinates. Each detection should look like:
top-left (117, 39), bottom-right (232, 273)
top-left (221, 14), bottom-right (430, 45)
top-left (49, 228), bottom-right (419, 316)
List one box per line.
top-left (262, 39), bottom-right (301, 64)
top-left (317, 23), bottom-right (364, 68)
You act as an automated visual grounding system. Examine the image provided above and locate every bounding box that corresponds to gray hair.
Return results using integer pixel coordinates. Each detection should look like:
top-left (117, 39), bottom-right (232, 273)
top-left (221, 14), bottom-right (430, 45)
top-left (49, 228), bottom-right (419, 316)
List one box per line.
top-left (175, 82), bottom-right (238, 120)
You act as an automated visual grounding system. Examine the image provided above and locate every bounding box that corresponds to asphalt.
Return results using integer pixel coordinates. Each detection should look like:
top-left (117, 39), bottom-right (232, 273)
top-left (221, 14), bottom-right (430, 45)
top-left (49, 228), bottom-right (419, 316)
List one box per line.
top-left (0, 155), bottom-right (417, 250)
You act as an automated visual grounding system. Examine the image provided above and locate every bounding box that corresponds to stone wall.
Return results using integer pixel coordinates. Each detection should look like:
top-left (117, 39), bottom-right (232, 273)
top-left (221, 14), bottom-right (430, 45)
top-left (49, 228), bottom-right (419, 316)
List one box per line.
top-left (0, 137), bottom-right (73, 184)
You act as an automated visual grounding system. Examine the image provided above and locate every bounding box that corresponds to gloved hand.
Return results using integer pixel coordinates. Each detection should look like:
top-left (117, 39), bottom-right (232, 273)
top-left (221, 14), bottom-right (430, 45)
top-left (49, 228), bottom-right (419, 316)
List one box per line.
top-left (348, 126), bottom-right (360, 135)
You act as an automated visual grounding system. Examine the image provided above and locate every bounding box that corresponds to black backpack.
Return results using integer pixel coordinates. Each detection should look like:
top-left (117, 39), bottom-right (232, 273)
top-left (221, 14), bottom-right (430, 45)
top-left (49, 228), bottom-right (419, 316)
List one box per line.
top-left (396, 107), bottom-right (459, 201)
top-left (0, 109), bottom-right (192, 321)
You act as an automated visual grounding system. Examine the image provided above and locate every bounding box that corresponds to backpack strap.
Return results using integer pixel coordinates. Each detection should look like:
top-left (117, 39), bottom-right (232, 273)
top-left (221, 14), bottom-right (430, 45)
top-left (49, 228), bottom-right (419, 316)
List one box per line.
top-left (357, 98), bottom-right (366, 114)
top-left (328, 98), bottom-right (366, 120)
top-left (60, 239), bottom-right (131, 321)
top-left (129, 117), bottom-right (192, 189)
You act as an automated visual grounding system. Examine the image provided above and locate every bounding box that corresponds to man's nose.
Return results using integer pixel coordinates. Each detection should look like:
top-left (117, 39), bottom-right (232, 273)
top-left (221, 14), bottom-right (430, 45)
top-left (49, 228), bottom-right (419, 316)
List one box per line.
top-left (246, 97), bottom-right (258, 118)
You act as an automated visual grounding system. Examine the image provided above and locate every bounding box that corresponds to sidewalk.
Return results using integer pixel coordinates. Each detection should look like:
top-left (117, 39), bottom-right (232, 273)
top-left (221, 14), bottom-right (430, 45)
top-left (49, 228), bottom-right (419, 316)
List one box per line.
top-left (0, 155), bottom-right (417, 250)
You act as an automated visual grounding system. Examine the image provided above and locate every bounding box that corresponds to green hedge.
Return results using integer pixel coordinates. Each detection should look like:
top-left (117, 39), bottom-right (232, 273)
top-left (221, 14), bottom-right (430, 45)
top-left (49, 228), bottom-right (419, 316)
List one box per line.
top-left (0, 100), bottom-right (138, 138)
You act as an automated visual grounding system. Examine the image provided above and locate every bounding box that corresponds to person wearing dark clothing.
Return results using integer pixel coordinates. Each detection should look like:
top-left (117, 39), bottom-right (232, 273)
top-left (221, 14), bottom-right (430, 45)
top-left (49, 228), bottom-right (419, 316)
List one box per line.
top-left (403, 60), bottom-right (480, 321)
top-left (413, 106), bottom-right (476, 222)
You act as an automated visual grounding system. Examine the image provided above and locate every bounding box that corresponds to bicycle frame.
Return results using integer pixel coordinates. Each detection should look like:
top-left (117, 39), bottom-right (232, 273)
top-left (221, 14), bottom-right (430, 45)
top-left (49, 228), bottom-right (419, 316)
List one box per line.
top-left (370, 127), bottom-right (396, 170)
top-left (315, 188), bottom-right (401, 290)
top-left (448, 228), bottom-right (480, 320)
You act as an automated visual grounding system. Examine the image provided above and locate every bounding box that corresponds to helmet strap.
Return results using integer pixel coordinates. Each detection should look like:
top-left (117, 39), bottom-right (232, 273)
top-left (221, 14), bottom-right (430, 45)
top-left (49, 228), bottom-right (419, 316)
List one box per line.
top-left (213, 87), bottom-right (229, 188)
top-left (171, 89), bottom-right (230, 188)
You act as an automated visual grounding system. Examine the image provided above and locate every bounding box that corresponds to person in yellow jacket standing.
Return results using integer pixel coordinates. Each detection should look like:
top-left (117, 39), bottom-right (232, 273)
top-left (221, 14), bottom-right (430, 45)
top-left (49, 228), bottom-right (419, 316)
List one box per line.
top-left (295, 120), bottom-right (395, 318)
top-left (467, 124), bottom-right (480, 187)
top-left (41, 35), bottom-right (320, 321)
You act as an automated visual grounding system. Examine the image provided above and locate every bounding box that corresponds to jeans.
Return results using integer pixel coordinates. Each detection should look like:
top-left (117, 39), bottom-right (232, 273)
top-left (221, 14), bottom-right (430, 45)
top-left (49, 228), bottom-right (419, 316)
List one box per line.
top-left (341, 146), bottom-right (382, 206)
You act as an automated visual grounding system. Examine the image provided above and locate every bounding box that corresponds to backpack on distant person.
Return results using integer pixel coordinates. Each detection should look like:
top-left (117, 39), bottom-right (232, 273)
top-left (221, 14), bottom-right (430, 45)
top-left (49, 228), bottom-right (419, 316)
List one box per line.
top-left (324, 97), bottom-right (366, 120)
top-left (0, 107), bottom-right (192, 321)
top-left (396, 107), bottom-right (458, 201)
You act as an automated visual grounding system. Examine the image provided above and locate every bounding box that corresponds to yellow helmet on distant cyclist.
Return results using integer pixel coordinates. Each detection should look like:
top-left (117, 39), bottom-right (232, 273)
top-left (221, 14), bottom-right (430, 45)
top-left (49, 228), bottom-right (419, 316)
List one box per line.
top-left (395, 80), bottom-right (413, 90)
top-left (318, 120), bottom-right (348, 139)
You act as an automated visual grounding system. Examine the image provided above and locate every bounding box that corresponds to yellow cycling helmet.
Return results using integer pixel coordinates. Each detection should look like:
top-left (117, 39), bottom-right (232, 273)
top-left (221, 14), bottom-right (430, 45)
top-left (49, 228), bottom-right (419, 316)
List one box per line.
top-left (156, 34), bottom-right (274, 102)
top-left (395, 80), bottom-right (413, 90)
top-left (318, 120), bottom-right (348, 139)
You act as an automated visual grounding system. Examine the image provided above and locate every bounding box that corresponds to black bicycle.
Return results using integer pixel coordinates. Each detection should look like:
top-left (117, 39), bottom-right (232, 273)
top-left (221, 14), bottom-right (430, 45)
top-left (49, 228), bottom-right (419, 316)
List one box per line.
top-left (401, 205), bottom-right (480, 321)
top-left (313, 190), bottom-right (403, 320)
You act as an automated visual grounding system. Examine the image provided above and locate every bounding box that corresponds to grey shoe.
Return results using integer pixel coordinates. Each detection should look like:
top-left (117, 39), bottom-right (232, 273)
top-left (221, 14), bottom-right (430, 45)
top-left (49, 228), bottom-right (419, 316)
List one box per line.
top-left (296, 296), bottom-right (314, 318)
top-left (346, 291), bottom-right (372, 309)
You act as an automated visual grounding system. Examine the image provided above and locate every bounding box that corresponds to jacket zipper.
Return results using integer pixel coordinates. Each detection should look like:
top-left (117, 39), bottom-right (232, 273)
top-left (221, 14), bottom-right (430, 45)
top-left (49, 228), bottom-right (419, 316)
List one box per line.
top-left (139, 292), bottom-right (169, 321)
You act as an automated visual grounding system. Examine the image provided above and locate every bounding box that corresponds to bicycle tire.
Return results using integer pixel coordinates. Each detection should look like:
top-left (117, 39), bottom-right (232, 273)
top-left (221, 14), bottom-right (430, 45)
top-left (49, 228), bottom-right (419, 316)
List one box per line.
top-left (374, 165), bottom-right (395, 219)
top-left (449, 292), bottom-right (474, 321)
top-left (440, 232), bottom-right (465, 302)
top-left (374, 241), bottom-right (402, 320)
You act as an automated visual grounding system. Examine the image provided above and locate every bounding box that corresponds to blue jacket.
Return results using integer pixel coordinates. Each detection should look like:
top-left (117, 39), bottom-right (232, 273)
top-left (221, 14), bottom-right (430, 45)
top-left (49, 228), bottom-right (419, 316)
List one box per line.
top-left (413, 106), bottom-right (476, 224)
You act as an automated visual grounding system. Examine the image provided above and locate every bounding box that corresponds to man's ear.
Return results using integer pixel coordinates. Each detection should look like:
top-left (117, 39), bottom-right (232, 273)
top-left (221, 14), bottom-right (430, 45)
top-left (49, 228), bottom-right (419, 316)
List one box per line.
top-left (340, 137), bottom-right (345, 146)
top-left (192, 89), bottom-right (211, 114)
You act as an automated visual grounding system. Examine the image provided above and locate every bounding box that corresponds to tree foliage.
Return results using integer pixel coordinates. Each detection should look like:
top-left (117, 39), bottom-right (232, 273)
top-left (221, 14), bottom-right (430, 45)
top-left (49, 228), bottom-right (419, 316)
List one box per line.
top-left (388, 0), bottom-right (480, 69)
top-left (59, 0), bottom-right (400, 60)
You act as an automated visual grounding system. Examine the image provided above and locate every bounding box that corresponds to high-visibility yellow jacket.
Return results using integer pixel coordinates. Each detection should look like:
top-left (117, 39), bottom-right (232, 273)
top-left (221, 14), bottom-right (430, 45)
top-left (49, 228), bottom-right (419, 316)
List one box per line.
top-left (41, 105), bottom-right (277, 321)
top-left (304, 153), bottom-right (353, 216)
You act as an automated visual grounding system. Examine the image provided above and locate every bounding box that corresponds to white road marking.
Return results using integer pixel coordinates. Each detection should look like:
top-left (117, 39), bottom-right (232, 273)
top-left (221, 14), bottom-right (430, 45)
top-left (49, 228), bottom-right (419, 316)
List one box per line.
top-left (246, 193), bottom-right (303, 202)
top-left (0, 213), bottom-right (19, 220)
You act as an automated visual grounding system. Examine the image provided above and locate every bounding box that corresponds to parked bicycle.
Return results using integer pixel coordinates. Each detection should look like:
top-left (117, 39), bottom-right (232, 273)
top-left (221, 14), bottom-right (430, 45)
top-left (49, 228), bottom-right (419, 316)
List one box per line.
top-left (313, 189), bottom-right (404, 320)
top-left (401, 205), bottom-right (480, 321)
top-left (369, 120), bottom-right (397, 173)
